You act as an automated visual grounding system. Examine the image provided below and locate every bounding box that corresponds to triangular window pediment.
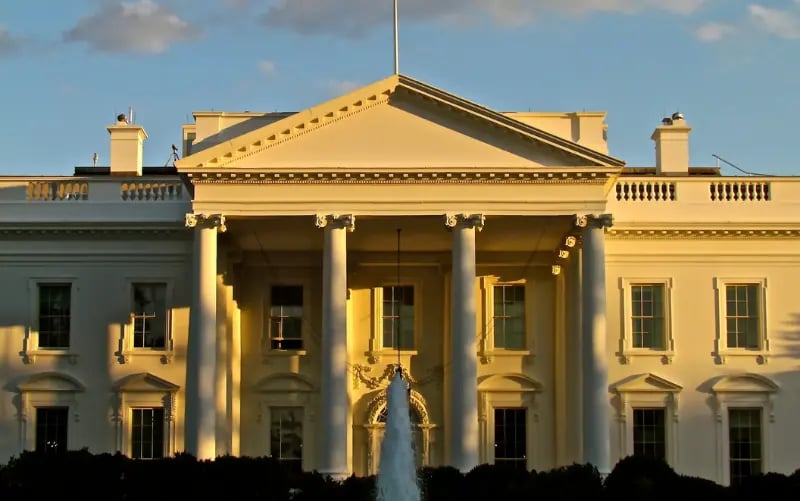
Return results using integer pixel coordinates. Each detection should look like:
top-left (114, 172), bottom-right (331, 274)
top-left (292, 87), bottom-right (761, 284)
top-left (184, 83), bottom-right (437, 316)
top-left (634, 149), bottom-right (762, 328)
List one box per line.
top-left (114, 372), bottom-right (179, 393)
top-left (614, 373), bottom-right (682, 394)
top-left (255, 373), bottom-right (315, 393)
top-left (17, 372), bottom-right (85, 393)
top-left (478, 373), bottom-right (542, 393)
top-left (712, 373), bottom-right (778, 394)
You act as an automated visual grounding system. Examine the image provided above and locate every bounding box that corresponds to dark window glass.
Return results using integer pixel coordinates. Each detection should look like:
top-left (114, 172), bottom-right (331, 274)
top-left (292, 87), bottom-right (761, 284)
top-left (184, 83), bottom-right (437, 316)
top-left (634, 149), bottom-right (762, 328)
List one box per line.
top-left (35, 407), bottom-right (68, 455)
top-left (633, 408), bottom-right (666, 460)
top-left (725, 285), bottom-right (760, 349)
top-left (38, 284), bottom-right (71, 348)
top-left (494, 408), bottom-right (527, 470)
top-left (631, 285), bottom-right (665, 349)
top-left (382, 286), bottom-right (414, 350)
top-left (132, 284), bottom-right (167, 349)
top-left (270, 407), bottom-right (303, 472)
top-left (493, 285), bottom-right (525, 349)
top-left (729, 408), bottom-right (762, 485)
top-left (131, 408), bottom-right (165, 459)
top-left (270, 286), bottom-right (303, 350)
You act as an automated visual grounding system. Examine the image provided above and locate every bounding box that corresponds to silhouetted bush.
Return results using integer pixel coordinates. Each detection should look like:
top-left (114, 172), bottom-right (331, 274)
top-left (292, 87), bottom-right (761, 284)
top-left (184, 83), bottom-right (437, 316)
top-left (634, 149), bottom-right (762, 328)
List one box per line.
top-left (0, 450), bottom-right (793, 501)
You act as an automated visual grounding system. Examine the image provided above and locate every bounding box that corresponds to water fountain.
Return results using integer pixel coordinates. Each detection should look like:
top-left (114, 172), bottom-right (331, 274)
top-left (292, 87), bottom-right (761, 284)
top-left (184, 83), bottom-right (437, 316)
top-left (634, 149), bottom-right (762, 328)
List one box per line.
top-left (375, 369), bottom-right (421, 501)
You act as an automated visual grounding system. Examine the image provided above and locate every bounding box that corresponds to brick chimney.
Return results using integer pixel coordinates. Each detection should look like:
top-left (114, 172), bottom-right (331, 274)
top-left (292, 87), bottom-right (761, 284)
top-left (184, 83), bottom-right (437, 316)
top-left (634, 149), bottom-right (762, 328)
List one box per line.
top-left (107, 113), bottom-right (147, 176)
top-left (652, 112), bottom-right (691, 176)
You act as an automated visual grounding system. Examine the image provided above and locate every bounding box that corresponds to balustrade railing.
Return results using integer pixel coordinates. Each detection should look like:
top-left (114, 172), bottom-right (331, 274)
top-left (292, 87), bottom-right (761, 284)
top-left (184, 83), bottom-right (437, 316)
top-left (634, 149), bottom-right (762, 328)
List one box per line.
top-left (26, 181), bottom-right (88, 201)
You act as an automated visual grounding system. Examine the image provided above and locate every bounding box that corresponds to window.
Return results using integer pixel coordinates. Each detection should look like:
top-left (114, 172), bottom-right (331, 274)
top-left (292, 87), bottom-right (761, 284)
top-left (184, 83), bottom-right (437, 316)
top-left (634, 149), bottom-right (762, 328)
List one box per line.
top-left (131, 408), bottom-right (165, 459)
top-left (713, 279), bottom-right (768, 363)
top-left (270, 407), bottom-right (303, 471)
top-left (729, 408), bottom-right (762, 485)
top-left (631, 285), bottom-right (665, 350)
top-left (35, 407), bottom-right (68, 455)
top-left (382, 285), bottom-right (414, 350)
top-left (632, 409), bottom-right (666, 460)
top-left (493, 285), bottom-right (525, 350)
top-left (269, 286), bottom-right (303, 351)
top-left (38, 284), bottom-right (71, 349)
top-left (132, 284), bottom-right (167, 349)
top-left (494, 408), bottom-right (527, 469)
top-left (725, 285), bottom-right (760, 349)
top-left (619, 279), bottom-right (673, 363)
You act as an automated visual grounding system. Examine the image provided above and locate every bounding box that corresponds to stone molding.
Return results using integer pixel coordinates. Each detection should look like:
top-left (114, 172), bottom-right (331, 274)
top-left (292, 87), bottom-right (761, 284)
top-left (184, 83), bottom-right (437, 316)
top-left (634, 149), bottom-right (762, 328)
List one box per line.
top-left (444, 213), bottom-right (485, 232)
top-left (314, 214), bottom-right (355, 231)
top-left (184, 213), bottom-right (227, 232)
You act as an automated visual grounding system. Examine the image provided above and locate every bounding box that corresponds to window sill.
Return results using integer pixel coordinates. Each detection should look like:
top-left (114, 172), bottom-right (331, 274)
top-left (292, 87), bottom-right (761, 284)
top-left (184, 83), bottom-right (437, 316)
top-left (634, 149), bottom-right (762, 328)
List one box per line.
top-left (118, 349), bottom-right (174, 364)
top-left (619, 350), bottom-right (675, 365)
top-left (262, 349), bottom-right (308, 362)
top-left (715, 349), bottom-right (769, 365)
top-left (21, 349), bottom-right (78, 365)
top-left (479, 350), bottom-right (532, 364)
top-left (367, 350), bottom-right (418, 364)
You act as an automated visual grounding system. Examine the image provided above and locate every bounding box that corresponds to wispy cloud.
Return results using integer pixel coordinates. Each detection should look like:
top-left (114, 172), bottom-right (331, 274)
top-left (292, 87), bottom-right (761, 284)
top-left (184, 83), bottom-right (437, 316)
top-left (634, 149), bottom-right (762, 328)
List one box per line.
top-left (748, 3), bottom-right (800, 39)
top-left (694, 21), bottom-right (736, 42)
top-left (323, 80), bottom-right (361, 95)
top-left (257, 60), bottom-right (277, 76)
top-left (64, 0), bottom-right (201, 54)
top-left (0, 26), bottom-right (24, 57)
top-left (262, 0), bottom-right (706, 37)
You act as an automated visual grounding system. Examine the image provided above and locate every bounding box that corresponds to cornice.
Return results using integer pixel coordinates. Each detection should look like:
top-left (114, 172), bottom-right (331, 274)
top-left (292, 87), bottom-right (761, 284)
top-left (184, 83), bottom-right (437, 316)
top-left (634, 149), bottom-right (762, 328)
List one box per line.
top-left (608, 228), bottom-right (800, 239)
top-left (186, 169), bottom-right (615, 185)
top-left (0, 225), bottom-right (186, 237)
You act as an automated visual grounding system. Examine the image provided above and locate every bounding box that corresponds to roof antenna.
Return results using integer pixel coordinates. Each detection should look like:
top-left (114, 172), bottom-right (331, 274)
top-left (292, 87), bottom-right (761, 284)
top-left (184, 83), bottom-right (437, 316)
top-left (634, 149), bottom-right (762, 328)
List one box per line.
top-left (393, 0), bottom-right (399, 74)
top-left (128, 106), bottom-right (134, 125)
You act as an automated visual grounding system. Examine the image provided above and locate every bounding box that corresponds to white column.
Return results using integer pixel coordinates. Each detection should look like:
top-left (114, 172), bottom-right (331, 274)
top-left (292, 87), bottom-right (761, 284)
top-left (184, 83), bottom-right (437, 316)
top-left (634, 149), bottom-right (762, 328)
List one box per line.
top-left (184, 213), bottom-right (226, 460)
top-left (445, 213), bottom-right (484, 472)
top-left (316, 214), bottom-right (355, 478)
top-left (578, 214), bottom-right (612, 475)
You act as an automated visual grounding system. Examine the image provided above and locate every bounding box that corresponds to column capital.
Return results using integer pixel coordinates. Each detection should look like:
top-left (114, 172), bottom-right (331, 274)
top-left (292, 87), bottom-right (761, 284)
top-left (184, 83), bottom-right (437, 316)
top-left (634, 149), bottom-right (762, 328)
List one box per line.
top-left (315, 214), bottom-right (355, 231)
top-left (575, 213), bottom-right (613, 230)
top-left (444, 213), bottom-right (485, 232)
top-left (185, 213), bottom-right (227, 233)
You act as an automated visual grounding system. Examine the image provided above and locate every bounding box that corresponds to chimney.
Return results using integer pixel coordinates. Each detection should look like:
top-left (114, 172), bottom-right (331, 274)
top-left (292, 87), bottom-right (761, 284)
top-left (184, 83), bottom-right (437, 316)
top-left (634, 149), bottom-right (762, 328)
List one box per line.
top-left (651, 112), bottom-right (691, 176)
top-left (107, 113), bottom-right (147, 176)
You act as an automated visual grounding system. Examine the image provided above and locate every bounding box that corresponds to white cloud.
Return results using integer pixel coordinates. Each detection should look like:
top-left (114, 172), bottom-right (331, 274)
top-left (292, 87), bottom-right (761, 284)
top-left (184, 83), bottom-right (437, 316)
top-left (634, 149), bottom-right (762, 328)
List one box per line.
top-left (694, 21), bottom-right (736, 42)
top-left (262, 0), bottom-right (706, 37)
top-left (748, 4), bottom-right (800, 39)
top-left (324, 80), bottom-right (362, 95)
top-left (257, 60), bottom-right (277, 76)
top-left (64, 0), bottom-right (201, 54)
top-left (0, 26), bottom-right (23, 57)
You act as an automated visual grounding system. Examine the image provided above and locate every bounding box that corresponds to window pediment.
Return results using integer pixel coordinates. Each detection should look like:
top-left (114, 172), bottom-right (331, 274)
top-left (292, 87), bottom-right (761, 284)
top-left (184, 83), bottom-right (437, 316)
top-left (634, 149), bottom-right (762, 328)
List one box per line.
top-left (17, 372), bottom-right (85, 393)
top-left (478, 373), bottom-right (542, 393)
top-left (255, 373), bottom-right (316, 393)
top-left (113, 372), bottom-right (179, 393)
top-left (613, 373), bottom-right (682, 394)
top-left (712, 373), bottom-right (778, 394)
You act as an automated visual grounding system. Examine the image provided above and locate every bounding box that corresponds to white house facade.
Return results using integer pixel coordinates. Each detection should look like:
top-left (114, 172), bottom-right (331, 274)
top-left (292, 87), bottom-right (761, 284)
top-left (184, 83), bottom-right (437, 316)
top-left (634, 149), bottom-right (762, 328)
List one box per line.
top-left (0, 74), bottom-right (798, 485)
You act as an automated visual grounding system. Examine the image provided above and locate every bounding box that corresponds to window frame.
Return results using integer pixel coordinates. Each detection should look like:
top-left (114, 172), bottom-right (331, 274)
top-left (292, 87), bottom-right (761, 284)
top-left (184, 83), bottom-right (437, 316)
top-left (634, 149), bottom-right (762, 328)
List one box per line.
top-left (479, 277), bottom-right (532, 364)
top-left (712, 373), bottom-right (777, 485)
top-left (268, 406), bottom-right (305, 470)
top-left (492, 407), bottom-right (528, 469)
top-left (713, 278), bottom-right (769, 364)
top-left (613, 373), bottom-right (681, 467)
top-left (17, 372), bottom-right (85, 454)
top-left (727, 407), bottom-right (763, 485)
top-left (368, 279), bottom-right (422, 363)
top-left (263, 279), bottom-right (312, 359)
top-left (119, 279), bottom-right (175, 364)
top-left (619, 278), bottom-right (674, 364)
top-left (113, 373), bottom-right (178, 459)
top-left (23, 278), bottom-right (80, 364)
top-left (34, 406), bottom-right (70, 455)
top-left (130, 407), bottom-right (167, 460)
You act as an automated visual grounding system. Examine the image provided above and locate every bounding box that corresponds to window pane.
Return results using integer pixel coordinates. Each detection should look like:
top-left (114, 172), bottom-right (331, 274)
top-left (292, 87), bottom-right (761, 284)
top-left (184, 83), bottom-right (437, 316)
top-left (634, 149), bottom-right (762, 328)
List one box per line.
top-left (725, 284), bottom-right (760, 350)
top-left (494, 408), bottom-right (526, 470)
top-left (729, 408), bottom-right (762, 485)
top-left (632, 409), bottom-right (666, 461)
top-left (132, 284), bottom-right (167, 349)
top-left (131, 408), bottom-right (165, 460)
top-left (35, 407), bottom-right (69, 455)
top-left (38, 284), bottom-right (71, 348)
top-left (269, 286), bottom-right (304, 350)
top-left (271, 407), bottom-right (303, 472)
top-left (272, 286), bottom-right (303, 306)
top-left (382, 286), bottom-right (414, 349)
top-left (631, 284), bottom-right (665, 350)
top-left (494, 285), bottom-right (526, 350)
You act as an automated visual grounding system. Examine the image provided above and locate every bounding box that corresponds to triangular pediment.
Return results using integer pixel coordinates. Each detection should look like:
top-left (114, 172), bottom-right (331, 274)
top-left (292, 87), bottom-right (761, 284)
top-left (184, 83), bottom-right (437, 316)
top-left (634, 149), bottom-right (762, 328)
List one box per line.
top-left (614, 373), bottom-right (682, 393)
top-left (18, 372), bottom-right (85, 393)
top-left (177, 74), bottom-right (624, 171)
top-left (478, 373), bottom-right (542, 393)
top-left (114, 372), bottom-right (179, 393)
top-left (254, 373), bottom-right (316, 393)
top-left (712, 373), bottom-right (778, 394)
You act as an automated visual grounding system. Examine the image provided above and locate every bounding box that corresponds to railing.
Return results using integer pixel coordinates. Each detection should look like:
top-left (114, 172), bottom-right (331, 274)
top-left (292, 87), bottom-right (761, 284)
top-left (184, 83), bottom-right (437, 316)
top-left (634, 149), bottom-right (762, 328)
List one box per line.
top-left (26, 181), bottom-right (89, 201)
top-left (709, 181), bottom-right (770, 202)
top-left (121, 182), bottom-right (184, 201)
top-left (615, 181), bottom-right (676, 201)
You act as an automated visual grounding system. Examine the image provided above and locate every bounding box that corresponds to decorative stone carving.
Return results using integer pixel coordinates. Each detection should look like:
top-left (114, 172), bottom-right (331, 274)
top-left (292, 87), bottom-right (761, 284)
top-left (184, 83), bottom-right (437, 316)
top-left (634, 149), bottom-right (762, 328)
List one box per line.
top-left (184, 213), bottom-right (227, 232)
top-left (444, 213), bottom-right (485, 232)
top-left (352, 363), bottom-right (415, 390)
top-left (314, 214), bottom-right (355, 231)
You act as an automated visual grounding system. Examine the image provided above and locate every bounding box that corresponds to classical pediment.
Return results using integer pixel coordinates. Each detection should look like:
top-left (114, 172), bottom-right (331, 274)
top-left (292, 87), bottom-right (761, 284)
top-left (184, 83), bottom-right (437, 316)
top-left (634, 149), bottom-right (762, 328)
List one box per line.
top-left (17, 372), bottom-right (85, 392)
top-left (478, 373), bottom-right (542, 393)
top-left (712, 373), bottom-right (778, 394)
top-left (254, 373), bottom-right (316, 393)
top-left (114, 372), bottom-right (179, 393)
top-left (614, 373), bottom-right (682, 393)
top-left (177, 74), bottom-right (624, 171)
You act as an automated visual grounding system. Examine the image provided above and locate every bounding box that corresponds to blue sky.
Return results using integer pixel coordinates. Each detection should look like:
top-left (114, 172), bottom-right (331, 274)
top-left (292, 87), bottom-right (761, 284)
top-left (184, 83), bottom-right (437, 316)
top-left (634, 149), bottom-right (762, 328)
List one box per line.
top-left (1, 0), bottom-right (798, 176)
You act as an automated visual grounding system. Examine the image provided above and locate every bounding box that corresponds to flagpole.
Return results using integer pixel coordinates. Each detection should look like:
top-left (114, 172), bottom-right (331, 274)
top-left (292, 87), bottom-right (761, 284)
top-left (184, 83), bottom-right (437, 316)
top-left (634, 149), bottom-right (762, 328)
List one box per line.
top-left (393, 0), bottom-right (399, 74)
